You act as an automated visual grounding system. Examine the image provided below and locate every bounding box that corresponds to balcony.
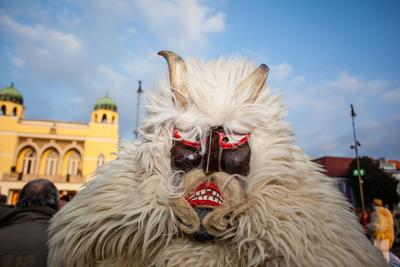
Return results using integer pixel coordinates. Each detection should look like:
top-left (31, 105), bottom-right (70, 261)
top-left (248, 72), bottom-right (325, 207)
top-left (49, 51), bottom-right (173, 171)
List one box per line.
top-left (1, 172), bottom-right (86, 183)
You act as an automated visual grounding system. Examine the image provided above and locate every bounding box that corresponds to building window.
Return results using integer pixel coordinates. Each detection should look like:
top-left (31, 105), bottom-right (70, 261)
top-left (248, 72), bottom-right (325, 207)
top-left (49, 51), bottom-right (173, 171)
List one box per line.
top-left (67, 150), bottom-right (80, 176)
top-left (1, 105), bottom-right (6, 115)
top-left (23, 150), bottom-right (36, 175)
top-left (94, 114), bottom-right (98, 122)
top-left (112, 116), bottom-right (115, 123)
top-left (13, 107), bottom-right (17, 116)
top-left (102, 114), bottom-right (107, 123)
top-left (97, 154), bottom-right (105, 167)
top-left (45, 150), bottom-right (58, 175)
top-left (336, 181), bottom-right (346, 194)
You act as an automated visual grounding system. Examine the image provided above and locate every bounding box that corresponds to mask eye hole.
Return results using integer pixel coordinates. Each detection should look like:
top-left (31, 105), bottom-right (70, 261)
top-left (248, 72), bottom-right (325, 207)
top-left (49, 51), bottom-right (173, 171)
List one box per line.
top-left (218, 132), bottom-right (250, 149)
top-left (173, 129), bottom-right (201, 148)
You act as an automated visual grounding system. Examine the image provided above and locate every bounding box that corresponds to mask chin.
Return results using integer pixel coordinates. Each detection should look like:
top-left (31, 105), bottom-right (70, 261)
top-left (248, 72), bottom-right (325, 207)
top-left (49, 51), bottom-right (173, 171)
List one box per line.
top-left (193, 207), bottom-right (215, 241)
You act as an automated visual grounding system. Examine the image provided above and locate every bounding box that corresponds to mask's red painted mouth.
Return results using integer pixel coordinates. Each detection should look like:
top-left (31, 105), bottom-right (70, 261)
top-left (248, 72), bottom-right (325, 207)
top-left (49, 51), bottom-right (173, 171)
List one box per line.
top-left (186, 182), bottom-right (223, 207)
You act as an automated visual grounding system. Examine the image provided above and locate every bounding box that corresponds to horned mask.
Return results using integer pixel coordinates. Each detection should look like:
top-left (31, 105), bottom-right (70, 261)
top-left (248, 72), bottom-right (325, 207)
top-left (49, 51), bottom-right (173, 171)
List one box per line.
top-left (158, 50), bottom-right (269, 241)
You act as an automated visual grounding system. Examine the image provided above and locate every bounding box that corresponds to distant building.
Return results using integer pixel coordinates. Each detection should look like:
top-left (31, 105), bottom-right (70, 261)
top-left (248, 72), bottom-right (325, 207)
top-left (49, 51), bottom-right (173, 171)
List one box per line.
top-left (0, 83), bottom-right (119, 204)
top-left (377, 158), bottom-right (400, 194)
top-left (313, 156), bottom-right (354, 204)
top-left (378, 158), bottom-right (400, 179)
top-left (314, 156), bottom-right (400, 207)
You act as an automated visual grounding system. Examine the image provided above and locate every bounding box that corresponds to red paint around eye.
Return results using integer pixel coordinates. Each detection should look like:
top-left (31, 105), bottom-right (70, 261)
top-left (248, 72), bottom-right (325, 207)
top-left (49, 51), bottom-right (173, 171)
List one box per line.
top-left (218, 132), bottom-right (251, 149)
top-left (173, 129), bottom-right (201, 148)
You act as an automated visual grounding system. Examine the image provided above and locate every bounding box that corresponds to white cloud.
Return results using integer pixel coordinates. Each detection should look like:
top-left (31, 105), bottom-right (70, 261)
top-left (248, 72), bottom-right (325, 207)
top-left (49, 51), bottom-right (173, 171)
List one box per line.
top-left (328, 72), bottom-right (361, 91)
top-left (358, 117), bottom-right (400, 159)
top-left (0, 14), bottom-right (85, 82)
top-left (325, 72), bottom-right (390, 95)
top-left (96, 64), bottom-right (129, 95)
top-left (293, 75), bottom-right (306, 83)
top-left (0, 15), bottom-right (82, 53)
top-left (270, 65), bottom-right (397, 159)
top-left (121, 27), bottom-right (138, 41)
top-left (272, 63), bottom-right (293, 80)
top-left (381, 89), bottom-right (400, 102)
top-left (11, 56), bottom-right (24, 67)
top-left (135, 0), bottom-right (225, 52)
top-left (365, 80), bottom-right (389, 93)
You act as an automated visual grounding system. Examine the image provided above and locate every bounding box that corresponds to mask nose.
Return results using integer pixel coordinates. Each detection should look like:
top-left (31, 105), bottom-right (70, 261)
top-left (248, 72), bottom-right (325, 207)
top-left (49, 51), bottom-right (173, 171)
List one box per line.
top-left (202, 127), bottom-right (221, 175)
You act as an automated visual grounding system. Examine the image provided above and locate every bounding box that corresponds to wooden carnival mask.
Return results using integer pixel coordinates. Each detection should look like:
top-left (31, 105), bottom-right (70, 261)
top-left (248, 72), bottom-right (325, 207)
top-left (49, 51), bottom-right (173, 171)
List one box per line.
top-left (158, 50), bottom-right (269, 178)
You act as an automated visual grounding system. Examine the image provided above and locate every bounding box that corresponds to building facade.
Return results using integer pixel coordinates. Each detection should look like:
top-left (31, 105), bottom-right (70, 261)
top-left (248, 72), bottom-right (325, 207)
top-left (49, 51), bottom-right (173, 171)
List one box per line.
top-left (314, 156), bottom-right (400, 207)
top-left (0, 84), bottom-right (119, 204)
top-left (378, 158), bottom-right (400, 194)
top-left (313, 156), bottom-right (355, 205)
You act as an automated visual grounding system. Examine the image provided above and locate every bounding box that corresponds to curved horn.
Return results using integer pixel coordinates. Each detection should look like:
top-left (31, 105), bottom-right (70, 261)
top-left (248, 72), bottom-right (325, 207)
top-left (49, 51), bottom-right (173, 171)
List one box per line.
top-left (157, 50), bottom-right (190, 109)
top-left (234, 64), bottom-right (269, 103)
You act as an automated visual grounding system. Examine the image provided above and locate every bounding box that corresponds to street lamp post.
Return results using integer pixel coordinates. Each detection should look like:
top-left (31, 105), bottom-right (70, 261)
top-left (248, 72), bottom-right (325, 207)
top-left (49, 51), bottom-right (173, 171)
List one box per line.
top-left (135, 80), bottom-right (143, 138)
top-left (350, 104), bottom-right (365, 212)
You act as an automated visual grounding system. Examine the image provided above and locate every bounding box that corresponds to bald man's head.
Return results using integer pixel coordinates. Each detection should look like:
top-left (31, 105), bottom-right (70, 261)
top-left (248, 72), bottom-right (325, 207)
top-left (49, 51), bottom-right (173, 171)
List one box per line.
top-left (17, 179), bottom-right (59, 211)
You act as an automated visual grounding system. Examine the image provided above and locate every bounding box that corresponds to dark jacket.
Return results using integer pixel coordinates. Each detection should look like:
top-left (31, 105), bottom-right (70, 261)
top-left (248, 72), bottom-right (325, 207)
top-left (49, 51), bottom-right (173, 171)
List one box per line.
top-left (0, 206), bottom-right (56, 267)
top-left (0, 204), bottom-right (13, 218)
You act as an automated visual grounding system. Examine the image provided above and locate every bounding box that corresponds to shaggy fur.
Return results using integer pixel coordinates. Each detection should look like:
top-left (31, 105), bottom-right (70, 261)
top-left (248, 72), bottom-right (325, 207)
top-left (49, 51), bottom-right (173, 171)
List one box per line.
top-left (48, 56), bottom-right (386, 266)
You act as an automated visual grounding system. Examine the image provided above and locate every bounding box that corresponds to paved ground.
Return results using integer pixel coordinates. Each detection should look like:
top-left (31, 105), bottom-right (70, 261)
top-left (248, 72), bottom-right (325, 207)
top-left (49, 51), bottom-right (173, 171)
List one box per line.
top-left (392, 243), bottom-right (400, 257)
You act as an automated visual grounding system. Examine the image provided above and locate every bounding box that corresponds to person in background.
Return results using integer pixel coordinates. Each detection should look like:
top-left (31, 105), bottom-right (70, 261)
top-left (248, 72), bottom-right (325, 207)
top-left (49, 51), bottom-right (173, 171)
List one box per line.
top-left (0, 179), bottom-right (59, 267)
top-left (58, 194), bottom-right (71, 209)
top-left (359, 210), bottom-right (369, 228)
top-left (367, 198), bottom-right (394, 263)
top-left (0, 194), bottom-right (12, 218)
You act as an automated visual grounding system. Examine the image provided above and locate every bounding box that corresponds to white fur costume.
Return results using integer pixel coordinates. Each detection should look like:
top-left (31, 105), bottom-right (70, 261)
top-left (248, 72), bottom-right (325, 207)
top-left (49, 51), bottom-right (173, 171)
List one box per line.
top-left (48, 52), bottom-right (386, 266)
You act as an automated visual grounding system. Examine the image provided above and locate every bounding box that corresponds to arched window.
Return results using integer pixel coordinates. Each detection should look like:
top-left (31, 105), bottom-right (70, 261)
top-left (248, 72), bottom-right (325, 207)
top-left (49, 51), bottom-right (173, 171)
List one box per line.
top-left (101, 114), bottom-right (107, 123)
top-left (22, 149), bottom-right (37, 175)
top-left (67, 150), bottom-right (80, 176)
top-left (13, 107), bottom-right (17, 116)
top-left (45, 150), bottom-right (58, 175)
top-left (112, 116), bottom-right (115, 123)
top-left (1, 105), bottom-right (6, 115)
top-left (97, 154), bottom-right (105, 167)
top-left (94, 114), bottom-right (98, 122)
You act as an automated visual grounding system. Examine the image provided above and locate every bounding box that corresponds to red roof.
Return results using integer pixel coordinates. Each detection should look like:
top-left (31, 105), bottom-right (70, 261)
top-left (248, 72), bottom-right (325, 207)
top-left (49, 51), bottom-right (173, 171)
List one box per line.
top-left (388, 160), bottom-right (400, 170)
top-left (313, 156), bottom-right (353, 177)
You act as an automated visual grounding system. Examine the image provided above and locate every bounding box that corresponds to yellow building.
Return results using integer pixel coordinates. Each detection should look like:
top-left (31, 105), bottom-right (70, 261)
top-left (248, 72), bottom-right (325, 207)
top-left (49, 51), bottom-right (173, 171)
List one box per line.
top-left (0, 83), bottom-right (119, 204)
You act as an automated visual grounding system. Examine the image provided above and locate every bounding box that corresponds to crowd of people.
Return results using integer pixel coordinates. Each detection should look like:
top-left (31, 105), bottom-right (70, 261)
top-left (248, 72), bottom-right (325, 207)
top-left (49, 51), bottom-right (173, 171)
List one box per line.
top-left (1, 179), bottom-right (400, 266)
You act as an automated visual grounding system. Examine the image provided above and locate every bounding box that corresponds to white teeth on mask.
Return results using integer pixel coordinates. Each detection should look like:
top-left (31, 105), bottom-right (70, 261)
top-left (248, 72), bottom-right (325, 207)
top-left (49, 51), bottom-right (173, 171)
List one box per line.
top-left (188, 188), bottom-right (224, 204)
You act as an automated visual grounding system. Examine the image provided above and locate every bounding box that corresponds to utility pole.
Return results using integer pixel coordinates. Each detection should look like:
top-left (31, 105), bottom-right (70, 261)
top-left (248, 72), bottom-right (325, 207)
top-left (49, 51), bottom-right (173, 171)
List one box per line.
top-left (350, 104), bottom-right (365, 212)
top-left (135, 80), bottom-right (143, 139)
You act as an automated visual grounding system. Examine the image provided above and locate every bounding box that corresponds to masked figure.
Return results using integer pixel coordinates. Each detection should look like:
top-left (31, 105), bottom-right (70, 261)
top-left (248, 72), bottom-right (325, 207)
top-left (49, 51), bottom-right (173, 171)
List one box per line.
top-left (368, 198), bottom-right (395, 262)
top-left (48, 51), bottom-right (386, 266)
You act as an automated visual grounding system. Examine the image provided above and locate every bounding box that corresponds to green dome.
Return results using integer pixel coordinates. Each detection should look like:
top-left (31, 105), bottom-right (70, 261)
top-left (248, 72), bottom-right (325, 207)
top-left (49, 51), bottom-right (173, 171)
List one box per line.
top-left (94, 94), bottom-right (117, 112)
top-left (0, 83), bottom-right (23, 104)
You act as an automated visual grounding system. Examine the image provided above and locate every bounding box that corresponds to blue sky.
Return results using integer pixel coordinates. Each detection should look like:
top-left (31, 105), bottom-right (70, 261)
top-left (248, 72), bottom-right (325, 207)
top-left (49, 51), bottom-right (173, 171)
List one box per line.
top-left (0, 0), bottom-right (399, 159)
